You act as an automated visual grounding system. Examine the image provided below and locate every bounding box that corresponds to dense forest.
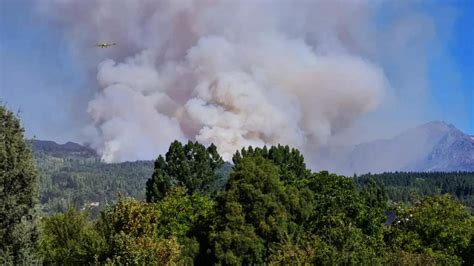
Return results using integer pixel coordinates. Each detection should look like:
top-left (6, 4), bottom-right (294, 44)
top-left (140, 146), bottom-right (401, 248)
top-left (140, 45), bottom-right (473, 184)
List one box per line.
top-left (2, 105), bottom-right (474, 265)
top-left (36, 155), bottom-right (153, 217)
top-left (355, 172), bottom-right (474, 213)
top-left (34, 144), bottom-right (474, 217)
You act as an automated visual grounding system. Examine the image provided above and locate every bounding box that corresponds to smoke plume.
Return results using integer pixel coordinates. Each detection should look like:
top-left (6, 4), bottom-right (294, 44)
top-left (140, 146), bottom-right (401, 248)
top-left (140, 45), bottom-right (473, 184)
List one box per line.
top-left (38, 0), bottom-right (442, 163)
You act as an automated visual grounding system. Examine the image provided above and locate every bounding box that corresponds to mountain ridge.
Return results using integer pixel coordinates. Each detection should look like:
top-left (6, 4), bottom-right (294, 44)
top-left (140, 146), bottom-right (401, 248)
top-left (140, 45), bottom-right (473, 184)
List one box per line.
top-left (324, 121), bottom-right (474, 174)
top-left (30, 120), bottom-right (474, 174)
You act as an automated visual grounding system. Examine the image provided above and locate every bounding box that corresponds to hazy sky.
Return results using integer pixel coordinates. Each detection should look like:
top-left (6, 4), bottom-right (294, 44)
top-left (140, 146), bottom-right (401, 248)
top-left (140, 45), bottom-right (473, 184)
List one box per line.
top-left (0, 0), bottom-right (473, 146)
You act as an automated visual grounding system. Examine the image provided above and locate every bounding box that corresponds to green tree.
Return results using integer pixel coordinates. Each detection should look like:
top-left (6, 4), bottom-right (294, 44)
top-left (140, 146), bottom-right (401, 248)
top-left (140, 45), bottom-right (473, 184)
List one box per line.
top-left (211, 156), bottom-right (297, 264)
top-left (157, 186), bottom-right (215, 264)
top-left (233, 145), bottom-right (311, 185)
top-left (97, 197), bottom-right (181, 265)
top-left (304, 171), bottom-right (386, 264)
top-left (0, 106), bottom-right (40, 264)
top-left (385, 194), bottom-right (473, 265)
top-left (39, 208), bottom-right (105, 264)
top-left (146, 140), bottom-right (223, 202)
top-left (359, 179), bottom-right (388, 236)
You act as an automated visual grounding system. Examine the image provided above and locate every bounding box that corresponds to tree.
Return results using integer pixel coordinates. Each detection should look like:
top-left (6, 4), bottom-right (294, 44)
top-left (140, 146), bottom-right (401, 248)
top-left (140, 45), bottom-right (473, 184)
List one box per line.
top-left (233, 145), bottom-right (311, 185)
top-left (359, 179), bottom-right (388, 236)
top-left (385, 194), bottom-right (473, 264)
top-left (156, 186), bottom-right (215, 264)
top-left (0, 106), bottom-right (40, 263)
top-left (96, 197), bottom-right (182, 265)
top-left (210, 156), bottom-right (297, 264)
top-left (146, 140), bottom-right (223, 202)
top-left (304, 171), bottom-right (386, 264)
top-left (38, 208), bottom-right (105, 264)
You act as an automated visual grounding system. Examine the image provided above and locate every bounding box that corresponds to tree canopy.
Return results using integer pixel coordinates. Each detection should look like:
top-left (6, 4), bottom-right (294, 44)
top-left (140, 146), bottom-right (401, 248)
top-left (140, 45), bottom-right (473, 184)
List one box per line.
top-left (146, 140), bottom-right (223, 202)
top-left (0, 106), bottom-right (40, 264)
top-left (3, 137), bottom-right (473, 265)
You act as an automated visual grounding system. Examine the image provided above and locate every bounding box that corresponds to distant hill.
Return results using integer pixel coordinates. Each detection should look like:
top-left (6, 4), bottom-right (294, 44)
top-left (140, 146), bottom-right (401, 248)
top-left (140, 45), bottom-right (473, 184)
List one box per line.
top-left (29, 139), bottom-right (98, 159)
top-left (30, 140), bottom-right (153, 216)
top-left (315, 121), bottom-right (474, 175)
top-left (29, 139), bottom-right (231, 216)
top-left (354, 171), bottom-right (474, 214)
top-left (30, 122), bottom-right (474, 215)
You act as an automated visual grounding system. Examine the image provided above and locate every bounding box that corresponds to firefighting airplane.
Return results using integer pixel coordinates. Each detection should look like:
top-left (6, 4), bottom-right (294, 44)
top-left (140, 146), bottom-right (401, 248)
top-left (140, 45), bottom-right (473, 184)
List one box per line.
top-left (95, 42), bottom-right (116, 48)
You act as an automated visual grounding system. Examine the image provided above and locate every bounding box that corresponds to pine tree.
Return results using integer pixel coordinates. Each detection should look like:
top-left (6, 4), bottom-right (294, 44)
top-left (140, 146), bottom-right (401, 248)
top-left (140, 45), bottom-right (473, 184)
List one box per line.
top-left (0, 106), bottom-right (40, 263)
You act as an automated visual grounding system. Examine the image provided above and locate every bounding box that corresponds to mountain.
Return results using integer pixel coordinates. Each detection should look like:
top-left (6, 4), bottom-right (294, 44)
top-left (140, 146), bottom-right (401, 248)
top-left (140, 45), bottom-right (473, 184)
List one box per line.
top-left (29, 139), bottom-right (98, 159)
top-left (322, 121), bottom-right (474, 174)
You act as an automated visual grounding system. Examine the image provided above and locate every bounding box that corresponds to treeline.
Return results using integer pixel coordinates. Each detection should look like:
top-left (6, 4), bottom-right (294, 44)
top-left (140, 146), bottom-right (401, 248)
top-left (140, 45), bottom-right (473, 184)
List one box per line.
top-left (355, 172), bottom-right (474, 213)
top-left (33, 143), bottom-right (474, 218)
top-left (2, 105), bottom-right (474, 265)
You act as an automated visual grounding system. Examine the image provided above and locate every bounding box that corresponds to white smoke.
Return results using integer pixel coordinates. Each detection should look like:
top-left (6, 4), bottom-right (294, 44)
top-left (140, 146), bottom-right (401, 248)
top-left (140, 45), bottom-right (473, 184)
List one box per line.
top-left (38, 0), bottom-right (399, 162)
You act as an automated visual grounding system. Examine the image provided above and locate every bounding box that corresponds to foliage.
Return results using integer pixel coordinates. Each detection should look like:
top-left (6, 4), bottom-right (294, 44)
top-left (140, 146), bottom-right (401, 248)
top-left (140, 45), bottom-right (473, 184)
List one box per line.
top-left (0, 106), bottom-right (40, 264)
top-left (211, 155), bottom-right (313, 264)
top-left (35, 154), bottom-right (153, 217)
top-left (268, 233), bottom-right (326, 265)
top-left (7, 138), bottom-right (473, 264)
top-left (355, 171), bottom-right (474, 213)
top-left (146, 140), bottom-right (223, 202)
top-left (233, 144), bottom-right (311, 185)
top-left (384, 194), bottom-right (473, 265)
top-left (39, 208), bottom-right (105, 264)
top-left (304, 171), bottom-right (387, 264)
top-left (157, 186), bottom-right (215, 263)
top-left (97, 197), bottom-right (182, 265)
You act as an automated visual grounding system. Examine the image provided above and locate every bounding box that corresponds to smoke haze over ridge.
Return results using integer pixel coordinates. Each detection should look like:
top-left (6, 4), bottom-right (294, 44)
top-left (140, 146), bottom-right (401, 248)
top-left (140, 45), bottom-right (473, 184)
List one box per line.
top-left (33, 0), bottom-right (461, 164)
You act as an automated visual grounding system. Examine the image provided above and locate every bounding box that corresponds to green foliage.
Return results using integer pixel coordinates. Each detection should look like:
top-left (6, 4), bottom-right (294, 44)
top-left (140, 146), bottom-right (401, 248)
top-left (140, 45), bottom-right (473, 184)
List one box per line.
top-left (36, 156), bottom-right (153, 217)
top-left (158, 186), bottom-right (214, 238)
top-left (39, 208), bottom-right (105, 264)
top-left (146, 140), bottom-right (224, 202)
top-left (211, 156), bottom-right (285, 264)
top-left (0, 106), bottom-right (40, 264)
top-left (22, 139), bottom-right (474, 264)
top-left (211, 155), bottom-right (311, 264)
top-left (385, 194), bottom-right (473, 265)
top-left (268, 233), bottom-right (319, 264)
top-left (233, 144), bottom-right (311, 185)
top-left (302, 171), bottom-right (387, 264)
top-left (97, 197), bottom-right (182, 265)
top-left (157, 186), bottom-right (215, 263)
top-left (355, 171), bottom-right (474, 213)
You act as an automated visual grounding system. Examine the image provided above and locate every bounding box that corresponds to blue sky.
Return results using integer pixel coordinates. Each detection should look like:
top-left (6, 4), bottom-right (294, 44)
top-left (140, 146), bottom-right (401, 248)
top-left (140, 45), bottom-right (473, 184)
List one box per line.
top-left (0, 0), bottom-right (94, 143)
top-left (0, 0), bottom-right (473, 144)
top-left (427, 0), bottom-right (473, 134)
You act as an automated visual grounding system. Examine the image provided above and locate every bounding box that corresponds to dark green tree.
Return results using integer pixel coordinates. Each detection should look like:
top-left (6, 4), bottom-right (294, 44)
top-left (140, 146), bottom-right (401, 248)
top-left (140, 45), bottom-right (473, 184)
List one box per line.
top-left (304, 171), bottom-right (386, 264)
top-left (233, 145), bottom-right (311, 185)
top-left (0, 106), bottom-right (40, 264)
top-left (359, 179), bottom-right (388, 236)
top-left (211, 156), bottom-right (305, 264)
top-left (146, 140), bottom-right (223, 202)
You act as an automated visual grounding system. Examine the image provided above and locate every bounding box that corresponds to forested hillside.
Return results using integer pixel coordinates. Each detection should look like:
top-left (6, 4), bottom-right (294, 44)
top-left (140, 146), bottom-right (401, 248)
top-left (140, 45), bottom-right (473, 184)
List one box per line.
top-left (355, 172), bottom-right (474, 213)
top-left (32, 140), bottom-right (153, 216)
top-left (32, 140), bottom-right (234, 216)
top-left (2, 118), bottom-right (473, 264)
top-left (33, 139), bottom-right (474, 217)
top-left (36, 142), bottom-right (474, 265)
